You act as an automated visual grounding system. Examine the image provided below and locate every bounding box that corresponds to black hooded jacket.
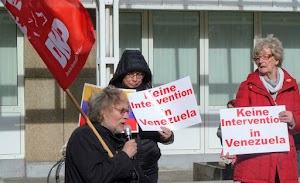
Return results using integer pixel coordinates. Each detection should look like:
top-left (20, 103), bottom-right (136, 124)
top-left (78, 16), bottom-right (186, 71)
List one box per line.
top-left (109, 50), bottom-right (152, 90)
top-left (109, 50), bottom-right (173, 179)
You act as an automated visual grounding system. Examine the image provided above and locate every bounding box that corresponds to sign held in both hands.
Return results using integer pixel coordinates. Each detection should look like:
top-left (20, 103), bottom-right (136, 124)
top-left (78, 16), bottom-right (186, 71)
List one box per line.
top-left (220, 105), bottom-right (289, 155)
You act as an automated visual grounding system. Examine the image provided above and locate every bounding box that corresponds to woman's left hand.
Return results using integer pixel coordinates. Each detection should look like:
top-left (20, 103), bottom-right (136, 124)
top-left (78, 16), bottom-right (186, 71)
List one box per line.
top-left (159, 126), bottom-right (172, 140)
top-left (279, 110), bottom-right (296, 127)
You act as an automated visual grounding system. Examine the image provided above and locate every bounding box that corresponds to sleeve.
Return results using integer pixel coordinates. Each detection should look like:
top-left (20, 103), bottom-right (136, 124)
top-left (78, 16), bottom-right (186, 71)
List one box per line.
top-left (67, 131), bottom-right (135, 183)
top-left (216, 124), bottom-right (222, 139)
top-left (235, 81), bottom-right (250, 108)
top-left (160, 132), bottom-right (174, 144)
top-left (139, 129), bottom-right (174, 144)
top-left (289, 84), bottom-right (300, 134)
top-left (139, 130), bottom-right (161, 142)
top-left (216, 124), bottom-right (223, 145)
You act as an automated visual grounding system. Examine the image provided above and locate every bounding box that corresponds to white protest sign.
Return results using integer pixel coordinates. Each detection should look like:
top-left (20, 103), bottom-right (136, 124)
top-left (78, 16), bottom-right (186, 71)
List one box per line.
top-left (220, 105), bottom-right (289, 155)
top-left (128, 76), bottom-right (202, 131)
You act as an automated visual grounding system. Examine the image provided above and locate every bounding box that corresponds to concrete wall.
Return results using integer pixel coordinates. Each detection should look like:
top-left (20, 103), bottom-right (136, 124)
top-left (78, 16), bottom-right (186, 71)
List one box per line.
top-left (24, 38), bottom-right (97, 162)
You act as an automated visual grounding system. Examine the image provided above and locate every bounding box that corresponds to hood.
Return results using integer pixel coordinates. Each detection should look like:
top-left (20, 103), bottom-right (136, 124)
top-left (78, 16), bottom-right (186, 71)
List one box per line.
top-left (109, 50), bottom-right (152, 88)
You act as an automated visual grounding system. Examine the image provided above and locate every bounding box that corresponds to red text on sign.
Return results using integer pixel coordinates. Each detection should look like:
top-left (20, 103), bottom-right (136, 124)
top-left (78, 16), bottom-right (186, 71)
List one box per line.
top-left (138, 109), bottom-right (197, 125)
top-left (236, 108), bottom-right (269, 117)
top-left (225, 136), bottom-right (286, 147)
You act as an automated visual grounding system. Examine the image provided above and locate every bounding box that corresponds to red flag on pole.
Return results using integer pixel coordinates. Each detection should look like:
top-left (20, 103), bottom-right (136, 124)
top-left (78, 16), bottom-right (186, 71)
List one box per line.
top-left (1, 0), bottom-right (96, 90)
top-left (1, 0), bottom-right (114, 157)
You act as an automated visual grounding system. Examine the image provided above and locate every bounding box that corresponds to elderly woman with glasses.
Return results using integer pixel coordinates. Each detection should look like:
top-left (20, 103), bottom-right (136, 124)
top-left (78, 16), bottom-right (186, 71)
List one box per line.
top-left (233, 35), bottom-right (300, 183)
top-left (109, 50), bottom-right (174, 183)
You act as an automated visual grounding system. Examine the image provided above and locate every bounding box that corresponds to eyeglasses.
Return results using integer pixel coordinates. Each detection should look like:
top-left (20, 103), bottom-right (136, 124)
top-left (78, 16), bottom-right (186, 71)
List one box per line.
top-left (125, 72), bottom-right (145, 79)
top-left (253, 54), bottom-right (273, 62)
top-left (113, 107), bottom-right (129, 115)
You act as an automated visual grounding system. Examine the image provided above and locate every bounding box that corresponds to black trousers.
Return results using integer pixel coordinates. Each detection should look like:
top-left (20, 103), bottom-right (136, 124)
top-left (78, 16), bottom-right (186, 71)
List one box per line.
top-left (223, 163), bottom-right (234, 180)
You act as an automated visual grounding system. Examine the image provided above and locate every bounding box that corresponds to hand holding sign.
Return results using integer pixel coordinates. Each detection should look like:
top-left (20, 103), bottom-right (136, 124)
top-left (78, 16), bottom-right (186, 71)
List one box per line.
top-left (128, 76), bottom-right (202, 131)
top-left (220, 105), bottom-right (289, 155)
top-left (279, 111), bottom-right (296, 128)
top-left (158, 126), bottom-right (173, 141)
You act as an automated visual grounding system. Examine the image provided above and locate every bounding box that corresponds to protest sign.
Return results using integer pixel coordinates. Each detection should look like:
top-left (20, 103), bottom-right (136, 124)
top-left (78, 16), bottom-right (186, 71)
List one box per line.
top-left (1, 0), bottom-right (96, 90)
top-left (128, 76), bottom-right (202, 131)
top-left (220, 105), bottom-right (289, 155)
top-left (79, 83), bottom-right (139, 133)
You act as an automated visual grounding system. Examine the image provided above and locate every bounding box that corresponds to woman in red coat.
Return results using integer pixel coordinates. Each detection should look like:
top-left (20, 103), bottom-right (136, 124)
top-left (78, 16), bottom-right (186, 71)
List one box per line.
top-left (234, 35), bottom-right (300, 183)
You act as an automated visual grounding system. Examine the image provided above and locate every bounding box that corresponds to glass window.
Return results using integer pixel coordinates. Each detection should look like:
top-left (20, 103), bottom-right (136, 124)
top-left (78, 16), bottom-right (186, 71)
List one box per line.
top-left (262, 13), bottom-right (300, 87)
top-left (0, 11), bottom-right (17, 106)
top-left (152, 11), bottom-right (200, 103)
top-left (208, 12), bottom-right (254, 106)
top-left (119, 12), bottom-right (142, 56)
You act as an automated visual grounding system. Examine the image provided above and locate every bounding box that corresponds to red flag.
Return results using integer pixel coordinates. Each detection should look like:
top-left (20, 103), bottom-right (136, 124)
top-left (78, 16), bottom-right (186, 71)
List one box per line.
top-left (1, 0), bottom-right (96, 90)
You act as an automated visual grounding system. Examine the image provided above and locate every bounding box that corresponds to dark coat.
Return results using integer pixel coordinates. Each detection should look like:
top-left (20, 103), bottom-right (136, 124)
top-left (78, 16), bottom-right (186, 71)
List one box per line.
top-left (234, 69), bottom-right (300, 183)
top-left (293, 133), bottom-right (300, 151)
top-left (109, 50), bottom-right (174, 182)
top-left (65, 123), bottom-right (147, 183)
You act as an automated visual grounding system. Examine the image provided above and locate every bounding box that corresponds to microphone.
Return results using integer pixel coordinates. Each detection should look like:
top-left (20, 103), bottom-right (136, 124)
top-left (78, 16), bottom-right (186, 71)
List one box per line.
top-left (124, 125), bottom-right (135, 160)
top-left (124, 125), bottom-right (132, 141)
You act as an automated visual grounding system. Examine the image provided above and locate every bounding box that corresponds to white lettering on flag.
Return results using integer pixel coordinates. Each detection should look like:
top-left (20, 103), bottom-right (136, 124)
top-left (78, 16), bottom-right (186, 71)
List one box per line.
top-left (45, 18), bottom-right (71, 68)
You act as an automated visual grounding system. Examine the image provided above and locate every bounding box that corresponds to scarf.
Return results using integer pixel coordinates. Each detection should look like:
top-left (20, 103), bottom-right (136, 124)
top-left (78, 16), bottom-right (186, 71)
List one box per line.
top-left (259, 67), bottom-right (284, 100)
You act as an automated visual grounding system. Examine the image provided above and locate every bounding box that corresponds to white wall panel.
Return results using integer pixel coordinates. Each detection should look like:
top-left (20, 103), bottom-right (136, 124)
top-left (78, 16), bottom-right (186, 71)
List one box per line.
top-left (159, 124), bottom-right (203, 153)
top-left (0, 112), bottom-right (22, 155)
top-left (205, 108), bottom-right (223, 154)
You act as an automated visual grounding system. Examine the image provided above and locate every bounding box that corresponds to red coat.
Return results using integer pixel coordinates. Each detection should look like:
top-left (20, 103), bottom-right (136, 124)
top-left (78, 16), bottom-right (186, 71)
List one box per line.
top-left (234, 69), bottom-right (300, 183)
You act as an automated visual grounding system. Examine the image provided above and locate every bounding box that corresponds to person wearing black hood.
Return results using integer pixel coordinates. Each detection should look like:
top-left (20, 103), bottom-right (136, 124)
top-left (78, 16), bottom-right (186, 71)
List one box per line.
top-left (109, 50), bottom-right (174, 183)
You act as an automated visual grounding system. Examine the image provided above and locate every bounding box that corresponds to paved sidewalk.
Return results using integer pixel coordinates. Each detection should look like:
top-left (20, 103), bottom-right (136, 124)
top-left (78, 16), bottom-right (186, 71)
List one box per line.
top-left (2, 170), bottom-right (193, 183)
top-left (1, 170), bottom-right (236, 183)
top-left (159, 170), bottom-right (193, 182)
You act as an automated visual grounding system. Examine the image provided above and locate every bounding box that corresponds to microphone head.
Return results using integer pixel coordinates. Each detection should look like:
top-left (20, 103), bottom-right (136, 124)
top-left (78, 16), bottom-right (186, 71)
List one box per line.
top-left (124, 125), bottom-right (132, 137)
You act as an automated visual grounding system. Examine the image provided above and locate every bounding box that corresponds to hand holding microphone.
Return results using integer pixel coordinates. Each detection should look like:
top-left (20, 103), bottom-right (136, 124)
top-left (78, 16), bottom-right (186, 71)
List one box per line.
top-left (122, 125), bottom-right (136, 159)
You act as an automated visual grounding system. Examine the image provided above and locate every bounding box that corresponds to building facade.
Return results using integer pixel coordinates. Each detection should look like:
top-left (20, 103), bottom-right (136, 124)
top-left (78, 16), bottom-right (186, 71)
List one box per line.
top-left (1, 0), bottom-right (300, 178)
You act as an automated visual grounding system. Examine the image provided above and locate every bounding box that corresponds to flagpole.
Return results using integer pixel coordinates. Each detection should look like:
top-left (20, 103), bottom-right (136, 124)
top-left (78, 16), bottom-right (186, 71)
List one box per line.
top-left (65, 89), bottom-right (113, 158)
